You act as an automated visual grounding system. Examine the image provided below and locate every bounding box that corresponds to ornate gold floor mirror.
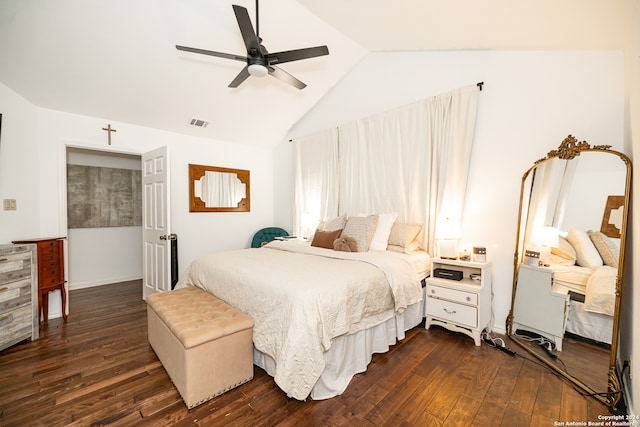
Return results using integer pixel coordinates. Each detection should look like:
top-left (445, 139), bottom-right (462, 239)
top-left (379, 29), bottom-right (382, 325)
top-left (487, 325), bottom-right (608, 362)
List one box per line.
top-left (507, 135), bottom-right (632, 410)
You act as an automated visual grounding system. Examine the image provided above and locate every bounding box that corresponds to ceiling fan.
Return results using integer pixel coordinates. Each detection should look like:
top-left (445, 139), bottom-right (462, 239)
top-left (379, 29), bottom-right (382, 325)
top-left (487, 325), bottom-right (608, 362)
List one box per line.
top-left (176, 1), bottom-right (329, 90)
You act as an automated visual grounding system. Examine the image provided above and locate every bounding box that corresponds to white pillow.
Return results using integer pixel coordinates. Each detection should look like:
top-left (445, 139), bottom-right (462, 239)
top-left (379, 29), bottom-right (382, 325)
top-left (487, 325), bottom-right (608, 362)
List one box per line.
top-left (369, 212), bottom-right (398, 251)
top-left (567, 228), bottom-right (603, 268)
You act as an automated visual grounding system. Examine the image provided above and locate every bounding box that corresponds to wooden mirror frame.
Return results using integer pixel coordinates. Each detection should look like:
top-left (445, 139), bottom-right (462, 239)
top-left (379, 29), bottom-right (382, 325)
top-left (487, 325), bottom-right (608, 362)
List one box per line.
top-left (189, 164), bottom-right (250, 212)
top-left (507, 135), bottom-right (632, 410)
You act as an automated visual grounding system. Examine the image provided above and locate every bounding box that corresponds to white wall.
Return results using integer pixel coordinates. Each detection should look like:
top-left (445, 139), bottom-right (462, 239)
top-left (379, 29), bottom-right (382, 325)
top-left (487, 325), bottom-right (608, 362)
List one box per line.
top-left (0, 82), bottom-right (40, 240)
top-left (620, 0), bottom-right (640, 414)
top-left (281, 50), bottom-right (625, 336)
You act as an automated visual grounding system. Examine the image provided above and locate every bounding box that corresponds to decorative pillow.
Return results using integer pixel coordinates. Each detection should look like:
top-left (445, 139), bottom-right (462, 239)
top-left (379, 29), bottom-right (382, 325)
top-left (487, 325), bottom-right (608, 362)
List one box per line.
top-left (551, 236), bottom-right (577, 263)
top-left (386, 241), bottom-right (420, 254)
top-left (333, 236), bottom-right (358, 252)
top-left (342, 215), bottom-right (379, 252)
top-left (369, 212), bottom-right (398, 251)
top-left (322, 215), bottom-right (347, 231)
top-left (308, 215), bottom-right (346, 242)
top-left (588, 230), bottom-right (619, 268)
top-left (547, 253), bottom-right (577, 266)
top-left (387, 223), bottom-right (422, 249)
top-left (567, 228), bottom-right (603, 268)
top-left (310, 228), bottom-right (343, 249)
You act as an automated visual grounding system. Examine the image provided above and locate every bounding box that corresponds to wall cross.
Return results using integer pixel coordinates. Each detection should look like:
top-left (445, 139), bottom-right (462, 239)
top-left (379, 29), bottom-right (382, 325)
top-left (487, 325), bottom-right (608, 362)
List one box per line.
top-left (102, 124), bottom-right (117, 145)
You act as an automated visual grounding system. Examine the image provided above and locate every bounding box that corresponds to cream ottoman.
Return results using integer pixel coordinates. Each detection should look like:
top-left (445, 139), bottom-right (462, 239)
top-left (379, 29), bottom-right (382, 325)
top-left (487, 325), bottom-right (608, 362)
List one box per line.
top-left (146, 286), bottom-right (254, 409)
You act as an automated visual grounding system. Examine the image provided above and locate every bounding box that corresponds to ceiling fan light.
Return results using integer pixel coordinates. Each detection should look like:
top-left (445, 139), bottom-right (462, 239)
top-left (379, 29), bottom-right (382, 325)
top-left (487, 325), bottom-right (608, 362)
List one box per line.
top-left (248, 64), bottom-right (268, 77)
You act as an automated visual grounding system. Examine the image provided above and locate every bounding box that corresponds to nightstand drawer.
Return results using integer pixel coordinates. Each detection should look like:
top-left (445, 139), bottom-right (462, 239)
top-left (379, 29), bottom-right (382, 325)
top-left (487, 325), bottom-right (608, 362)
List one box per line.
top-left (427, 284), bottom-right (477, 305)
top-left (427, 298), bottom-right (477, 328)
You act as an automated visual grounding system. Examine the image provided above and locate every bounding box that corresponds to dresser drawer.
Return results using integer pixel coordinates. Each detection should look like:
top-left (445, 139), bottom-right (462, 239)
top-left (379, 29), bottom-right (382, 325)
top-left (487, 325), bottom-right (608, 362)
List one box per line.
top-left (426, 297), bottom-right (477, 328)
top-left (0, 251), bottom-right (33, 284)
top-left (0, 304), bottom-right (32, 348)
top-left (38, 245), bottom-right (61, 263)
top-left (0, 278), bottom-right (32, 312)
top-left (426, 284), bottom-right (477, 305)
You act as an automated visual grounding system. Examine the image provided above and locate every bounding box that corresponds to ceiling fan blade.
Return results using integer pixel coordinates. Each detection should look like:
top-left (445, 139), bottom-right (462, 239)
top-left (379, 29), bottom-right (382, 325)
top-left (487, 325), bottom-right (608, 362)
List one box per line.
top-left (232, 5), bottom-right (261, 54)
top-left (269, 66), bottom-right (307, 90)
top-left (176, 45), bottom-right (247, 62)
top-left (228, 66), bottom-right (251, 88)
top-left (265, 46), bottom-right (329, 65)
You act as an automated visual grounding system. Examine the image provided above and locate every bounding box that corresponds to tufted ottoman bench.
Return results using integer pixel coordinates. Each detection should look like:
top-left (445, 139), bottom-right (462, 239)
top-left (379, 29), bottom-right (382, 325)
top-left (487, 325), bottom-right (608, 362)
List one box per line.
top-left (146, 286), bottom-right (254, 409)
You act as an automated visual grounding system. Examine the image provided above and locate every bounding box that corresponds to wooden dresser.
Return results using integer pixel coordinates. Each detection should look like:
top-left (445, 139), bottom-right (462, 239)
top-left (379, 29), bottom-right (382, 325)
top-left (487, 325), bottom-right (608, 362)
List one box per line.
top-left (12, 237), bottom-right (67, 322)
top-left (0, 243), bottom-right (39, 352)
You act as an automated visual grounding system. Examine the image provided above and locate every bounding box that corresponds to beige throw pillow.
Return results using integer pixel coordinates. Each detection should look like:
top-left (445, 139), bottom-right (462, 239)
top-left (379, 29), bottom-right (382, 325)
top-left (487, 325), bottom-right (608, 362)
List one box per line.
top-left (551, 236), bottom-right (577, 263)
top-left (342, 215), bottom-right (379, 252)
top-left (588, 230), bottom-right (619, 268)
top-left (388, 223), bottom-right (422, 249)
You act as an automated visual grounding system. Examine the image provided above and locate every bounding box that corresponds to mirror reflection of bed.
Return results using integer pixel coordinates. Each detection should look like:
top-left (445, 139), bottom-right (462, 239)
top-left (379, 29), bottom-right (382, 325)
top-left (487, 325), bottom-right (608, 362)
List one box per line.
top-left (508, 135), bottom-right (631, 410)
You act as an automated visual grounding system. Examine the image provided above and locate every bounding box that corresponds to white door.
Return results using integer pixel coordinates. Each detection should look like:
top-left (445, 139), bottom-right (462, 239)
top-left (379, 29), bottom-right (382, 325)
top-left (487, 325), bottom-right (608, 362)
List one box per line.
top-left (142, 146), bottom-right (171, 299)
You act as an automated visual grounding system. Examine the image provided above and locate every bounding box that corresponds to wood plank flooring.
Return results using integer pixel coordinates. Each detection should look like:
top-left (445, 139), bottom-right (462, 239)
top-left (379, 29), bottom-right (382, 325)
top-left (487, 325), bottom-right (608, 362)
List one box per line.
top-left (0, 281), bottom-right (611, 426)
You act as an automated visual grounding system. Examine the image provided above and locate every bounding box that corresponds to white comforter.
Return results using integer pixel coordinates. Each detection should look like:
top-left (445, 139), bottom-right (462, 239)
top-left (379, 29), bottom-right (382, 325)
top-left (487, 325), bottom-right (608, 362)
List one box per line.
top-left (176, 240), bottom-right (423, 400)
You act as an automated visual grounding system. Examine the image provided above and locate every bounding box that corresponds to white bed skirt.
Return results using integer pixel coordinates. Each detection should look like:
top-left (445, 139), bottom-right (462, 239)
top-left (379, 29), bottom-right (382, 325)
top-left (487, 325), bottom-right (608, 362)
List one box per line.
top-left (566, 299), bottom-right (612, 344)
top-left (254, 297), bottom-right (425, 400)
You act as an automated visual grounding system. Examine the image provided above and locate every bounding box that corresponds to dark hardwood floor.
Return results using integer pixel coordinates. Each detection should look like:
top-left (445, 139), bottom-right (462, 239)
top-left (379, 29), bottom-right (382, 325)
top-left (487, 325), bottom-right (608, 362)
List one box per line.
top-left (0, 281), bottom-right (611, 426)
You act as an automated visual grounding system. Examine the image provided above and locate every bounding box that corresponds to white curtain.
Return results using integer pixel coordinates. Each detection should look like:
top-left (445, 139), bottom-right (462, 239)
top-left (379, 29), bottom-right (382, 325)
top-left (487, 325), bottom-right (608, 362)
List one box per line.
top-left (201, 171), bottom-right (246, 208)
top-left (522, 157), bottom-right (578, 252)
top-left (293, 128), bottom-right (340, 238)
top-left (293, 84), bottom-right (479, 253)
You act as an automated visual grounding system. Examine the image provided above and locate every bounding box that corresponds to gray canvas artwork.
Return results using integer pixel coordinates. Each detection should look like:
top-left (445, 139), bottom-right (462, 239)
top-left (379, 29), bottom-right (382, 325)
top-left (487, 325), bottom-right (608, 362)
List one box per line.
top-left (67, 165), bottom-right (142, 228)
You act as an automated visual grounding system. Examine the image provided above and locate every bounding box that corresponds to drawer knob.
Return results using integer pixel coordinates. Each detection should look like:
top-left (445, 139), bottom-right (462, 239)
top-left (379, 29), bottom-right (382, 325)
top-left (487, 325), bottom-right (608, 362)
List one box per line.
top-left (444, 308), bottom-right (457, 314)
top-left (430, 289), bottom-right (435, 294)
top-left (466, 297), bottom-right (471, 302)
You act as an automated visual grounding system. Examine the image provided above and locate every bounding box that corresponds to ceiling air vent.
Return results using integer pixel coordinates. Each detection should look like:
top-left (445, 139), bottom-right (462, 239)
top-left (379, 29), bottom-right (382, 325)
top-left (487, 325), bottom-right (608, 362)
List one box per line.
top-left (189, 118), bottom-right (209, 128)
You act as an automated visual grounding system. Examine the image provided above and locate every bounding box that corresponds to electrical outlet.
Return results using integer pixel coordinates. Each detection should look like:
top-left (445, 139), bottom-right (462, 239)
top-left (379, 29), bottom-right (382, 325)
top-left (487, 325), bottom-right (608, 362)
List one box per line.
top-left (3, 199), bottom-right (16, 211)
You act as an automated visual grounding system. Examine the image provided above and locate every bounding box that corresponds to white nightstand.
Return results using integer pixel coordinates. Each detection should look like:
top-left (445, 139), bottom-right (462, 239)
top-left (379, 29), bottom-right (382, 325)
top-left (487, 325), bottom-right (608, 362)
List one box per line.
top-left (425, 258), bottom-right (492, 346)
top-left (512, 263), bottom-right (569, 351)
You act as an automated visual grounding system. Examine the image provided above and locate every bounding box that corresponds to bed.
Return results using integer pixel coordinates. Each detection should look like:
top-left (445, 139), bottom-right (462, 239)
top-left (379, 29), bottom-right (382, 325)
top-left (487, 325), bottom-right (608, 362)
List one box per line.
top-left (546, 228), bottom-right (618, 345)
top-left (176, 237), bottom-right (431, 400)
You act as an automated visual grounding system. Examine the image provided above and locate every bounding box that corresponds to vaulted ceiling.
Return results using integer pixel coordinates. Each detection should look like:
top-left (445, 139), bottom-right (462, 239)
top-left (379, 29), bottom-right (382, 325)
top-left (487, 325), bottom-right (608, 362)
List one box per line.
top-left (0, 0), bottom-right (632, 148)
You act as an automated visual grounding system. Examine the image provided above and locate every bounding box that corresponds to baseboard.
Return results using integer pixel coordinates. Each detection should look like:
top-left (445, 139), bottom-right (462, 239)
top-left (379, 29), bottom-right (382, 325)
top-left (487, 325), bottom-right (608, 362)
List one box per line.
top-left (69, 275), bottom-right (142, 291)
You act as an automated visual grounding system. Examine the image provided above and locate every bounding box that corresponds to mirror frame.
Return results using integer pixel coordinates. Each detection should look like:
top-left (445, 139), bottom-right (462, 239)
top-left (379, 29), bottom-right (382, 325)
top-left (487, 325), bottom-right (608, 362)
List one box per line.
top-left (507, 135), bottom-right (632, 410)
top-left (189, 163), bottom-right (250, 212)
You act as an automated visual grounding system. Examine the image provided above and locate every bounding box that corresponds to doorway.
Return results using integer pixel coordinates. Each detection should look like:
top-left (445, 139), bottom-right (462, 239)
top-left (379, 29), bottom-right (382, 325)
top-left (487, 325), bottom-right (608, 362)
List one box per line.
top-left (64, 147), bottom-right (143, 296)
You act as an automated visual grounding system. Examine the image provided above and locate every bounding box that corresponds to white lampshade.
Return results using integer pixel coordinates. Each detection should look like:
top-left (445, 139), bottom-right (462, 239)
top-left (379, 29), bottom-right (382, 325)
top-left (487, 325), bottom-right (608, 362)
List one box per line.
top-left (533, 226), bottom-right (559, 248)
top-left (435, 218), bottom-right (462, 240)
top-left (435, 217), bottom-right (462, 259)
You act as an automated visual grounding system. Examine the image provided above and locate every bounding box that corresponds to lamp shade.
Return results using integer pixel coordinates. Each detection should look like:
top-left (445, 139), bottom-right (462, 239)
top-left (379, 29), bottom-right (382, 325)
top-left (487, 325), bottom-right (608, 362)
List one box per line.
top-left (533, 226), bottom-right (559, 248)
top-left (435, 218), bottom-right (462, 240)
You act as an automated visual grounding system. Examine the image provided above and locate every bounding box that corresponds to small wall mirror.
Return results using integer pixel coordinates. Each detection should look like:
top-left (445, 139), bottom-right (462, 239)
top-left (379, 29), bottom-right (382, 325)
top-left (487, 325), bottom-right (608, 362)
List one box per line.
top-left (508, 135), bottom-right (632, 411)
top-left (189, 164), bottom-right (250, 212)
